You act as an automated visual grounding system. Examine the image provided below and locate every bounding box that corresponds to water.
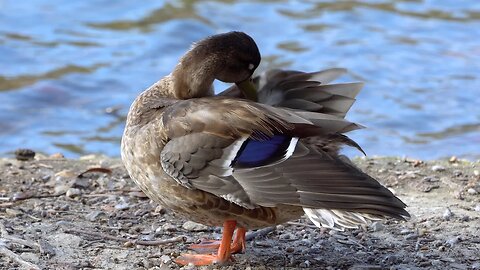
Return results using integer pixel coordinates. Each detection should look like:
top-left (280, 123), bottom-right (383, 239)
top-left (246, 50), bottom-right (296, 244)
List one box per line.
top-left (0, 0), bottom-right (479, 160)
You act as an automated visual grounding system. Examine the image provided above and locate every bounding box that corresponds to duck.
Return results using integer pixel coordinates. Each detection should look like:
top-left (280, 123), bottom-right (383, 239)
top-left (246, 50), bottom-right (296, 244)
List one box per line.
top-left (121, 31), bottom-right (409, 266)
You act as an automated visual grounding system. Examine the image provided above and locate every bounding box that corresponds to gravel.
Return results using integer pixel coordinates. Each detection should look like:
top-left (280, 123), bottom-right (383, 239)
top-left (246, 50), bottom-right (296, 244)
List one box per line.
top-left (0, 156), bottom-right (479, 269)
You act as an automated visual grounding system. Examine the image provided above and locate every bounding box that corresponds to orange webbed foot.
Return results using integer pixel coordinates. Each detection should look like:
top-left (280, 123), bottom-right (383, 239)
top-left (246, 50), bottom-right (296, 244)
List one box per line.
top-left (174, 253), bottom-right (233, 266)
top-left (188, 240), bottom-right (221, 253)
top-left (175, 220), bottom-right (244, 266)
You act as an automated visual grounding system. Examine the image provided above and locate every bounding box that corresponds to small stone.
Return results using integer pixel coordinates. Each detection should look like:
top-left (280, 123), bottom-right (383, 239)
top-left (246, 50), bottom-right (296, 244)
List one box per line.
top-left (431, 259), bottom-right (441, 267)
top-left (72, 178), bottom-right (90, 189)
top-left (443, 208), bottom-right (453, 220)
top-left (473, 170), bottom-right (479, 176)
top-left (474, 204), bottom-right (480, 212)
top-left (54, 184), bottom-right (70, 195)
top-left (370, 222), bottom-right (384, 232)
top-left (162, 223), bottom-right (177, 232)
top-left (467, 188), bottom-right (478, 195)
top-left (285, 246), bottom-right (294, 253)
top-left (160, 255), bottom-right (171, 264)
top-left (155, 205), bottom-right (166, 215)
top-left (39, 240), bottom-right (56, 256)
top-left (432, 165), bottom-right (445, 172)
top-left (446, 236), bottom-right (461, 247)
top-left (405, 233), bottom-right (418, 240)
top-left (383, 255), bottom-right (398, 264)
top-left (453, 170), bottom-right (462, 177)
top-left (115, 202), bottom-right (130, 210)
top-left (85, 211), bottom-right (106, 222)
top-left (50, 153), bottom-right (65, 159)
top-left (182, 221), bottom-right (208, 232)
top-left (65, 188), bottom-right (81, 198)
top-left (5, 208), bottom-right (22, 217)
top-left (279, 233), bottom-right (295, 240)
top-left (20, 252), bottom-right (39, 264)
top-left (449, 156), bottom-right (457, 163)
top-left (14, 149), bottom-right (36, 161)
top-left (123, 241), bottom-right (134, 247)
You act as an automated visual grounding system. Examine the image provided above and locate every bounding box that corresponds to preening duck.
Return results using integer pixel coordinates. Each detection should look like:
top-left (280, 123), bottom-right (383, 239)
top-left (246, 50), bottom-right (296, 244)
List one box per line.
top-left (121, 31), bottom-right (409, 266)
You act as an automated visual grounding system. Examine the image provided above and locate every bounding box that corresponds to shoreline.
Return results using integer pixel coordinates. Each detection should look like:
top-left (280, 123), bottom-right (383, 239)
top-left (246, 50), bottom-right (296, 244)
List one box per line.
top-left (1, 155), bottom-right (479, 269)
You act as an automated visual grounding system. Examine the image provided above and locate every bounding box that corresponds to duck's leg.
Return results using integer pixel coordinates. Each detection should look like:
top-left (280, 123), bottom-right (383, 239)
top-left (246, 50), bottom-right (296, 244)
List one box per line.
top-left (188, 226), bottom-right (247, 254)
top-left (175, 220), bottom-right (237, 266)
top-left (231, 227), bottom-right (247, 253)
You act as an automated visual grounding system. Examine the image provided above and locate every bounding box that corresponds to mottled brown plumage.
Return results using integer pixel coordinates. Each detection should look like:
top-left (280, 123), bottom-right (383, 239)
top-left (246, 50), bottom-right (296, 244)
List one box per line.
top-left (121, 31), bottom-right (409, 265)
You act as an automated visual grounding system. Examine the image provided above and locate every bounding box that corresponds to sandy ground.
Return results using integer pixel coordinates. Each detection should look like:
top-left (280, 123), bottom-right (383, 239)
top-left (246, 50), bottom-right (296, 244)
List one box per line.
top-left (0, 154), bottom-right (479, 270)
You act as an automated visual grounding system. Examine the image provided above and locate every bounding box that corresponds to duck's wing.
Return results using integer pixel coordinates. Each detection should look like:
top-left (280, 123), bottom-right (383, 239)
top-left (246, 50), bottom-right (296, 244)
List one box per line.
top-left (218, 68), bottom-right (363, 118)
top-left (160, 97), bottom-right (408, 221)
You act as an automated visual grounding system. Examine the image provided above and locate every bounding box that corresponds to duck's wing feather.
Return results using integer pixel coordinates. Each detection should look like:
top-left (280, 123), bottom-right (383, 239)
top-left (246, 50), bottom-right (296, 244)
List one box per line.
top-left (232, 143), bottom-right (408, 219)
top-left (219, 68), bottom-right (363, 118)
top-left (160, 97), bottom-right (408, 220)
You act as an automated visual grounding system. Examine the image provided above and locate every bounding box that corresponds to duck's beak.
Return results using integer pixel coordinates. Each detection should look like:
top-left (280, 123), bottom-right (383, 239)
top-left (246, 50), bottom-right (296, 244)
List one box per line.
top-left (236, 78), bottom-right (258, 102)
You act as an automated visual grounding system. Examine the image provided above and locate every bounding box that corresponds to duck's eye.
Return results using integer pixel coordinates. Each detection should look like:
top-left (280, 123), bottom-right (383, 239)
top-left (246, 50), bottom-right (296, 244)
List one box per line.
top-left (248, 63), bottom-right (255, 70)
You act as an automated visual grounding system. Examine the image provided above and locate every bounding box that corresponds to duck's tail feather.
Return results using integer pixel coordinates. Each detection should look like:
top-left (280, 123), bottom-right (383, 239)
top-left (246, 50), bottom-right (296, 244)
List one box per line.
top-left (303, 208), bottom-right (383, 231)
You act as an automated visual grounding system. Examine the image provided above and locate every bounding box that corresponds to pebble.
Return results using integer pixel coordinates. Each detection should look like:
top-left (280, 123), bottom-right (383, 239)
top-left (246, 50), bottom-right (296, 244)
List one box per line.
top-left (279, 232), bottom-right (295, 240)
top-left (474, 204), bottom-right (480, 212)
top-left (446, 236), bottom-right (461, 247)
top-left (161, 223), bottom-right (177, 232)
top-left (54, 184), bottom-right (70, 195)
top-left (160, 255), bottom-right (171, 264)
top-left (299, 260), bottom-right (310, 268)
top-left (449, 156), bottom-right (457, 163)
top-left (474, 170), bottom-right (480, 177)
top-left (55, 170), bottom-right (76, 180)
top-left (14, 149), bottom-right (36, 161)
top-left (20, 252), bottom-right (39, 264)
top-left (5, 208), bottom-right (22, 217)
top-left (285, 246), bottom-right (294, 253)
top-left (431, 259), bottom-right (442, 267)
top-left (431, 165), bottom-right (446, 172)
top-left (123, 241), bottom-right (134, 247)
top-left (65, 188), bottom-right (81, 198)
top-left (182, 221), bottom-right (208, 231)
top-left (39, 239), bottom-right (56, 256)
top-left (383, 255), bottom-right (398, 264)
top-left (50, 153), bottom-right (65, 159)
top-left (443, 208), bottom-right (453, 220)
top-left (84, 210), bottom-right (106, 222)
top-left (370, 222), bottom-right (385, 232)
top-left (115, 202), bottom-right (130, 210)
top-left (467, 188), bottom-right (478, 195)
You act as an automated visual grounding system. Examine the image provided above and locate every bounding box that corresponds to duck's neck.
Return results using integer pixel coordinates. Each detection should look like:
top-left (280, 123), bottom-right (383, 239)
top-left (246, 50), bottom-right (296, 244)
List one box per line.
top-left (171, 47), bottom-right (217, 99)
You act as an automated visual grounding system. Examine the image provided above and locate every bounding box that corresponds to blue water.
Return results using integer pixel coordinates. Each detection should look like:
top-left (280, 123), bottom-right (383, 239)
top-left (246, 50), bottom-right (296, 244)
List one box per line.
top-left (0, 0), bottom-right (479, 160)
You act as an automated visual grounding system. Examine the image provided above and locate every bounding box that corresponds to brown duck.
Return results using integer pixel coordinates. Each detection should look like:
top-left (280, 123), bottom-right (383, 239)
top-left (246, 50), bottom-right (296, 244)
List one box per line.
top-left (121, 31), bottom-right (409, 266)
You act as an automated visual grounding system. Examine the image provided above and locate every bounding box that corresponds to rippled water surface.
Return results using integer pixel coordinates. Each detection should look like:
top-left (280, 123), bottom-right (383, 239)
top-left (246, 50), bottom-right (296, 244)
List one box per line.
top-left (1, 0), bottom-right (479, 159)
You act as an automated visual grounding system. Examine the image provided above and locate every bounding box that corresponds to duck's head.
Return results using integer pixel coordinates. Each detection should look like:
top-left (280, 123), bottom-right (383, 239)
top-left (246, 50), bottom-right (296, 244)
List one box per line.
top-left (172, 31), bottom-right (261, 100)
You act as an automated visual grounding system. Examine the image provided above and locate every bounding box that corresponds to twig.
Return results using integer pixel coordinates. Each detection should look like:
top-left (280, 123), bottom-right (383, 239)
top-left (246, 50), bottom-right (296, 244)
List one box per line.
top-left (246, 226), bottom-right (276, 241)
top-left (10, 193), bottom-right (65, 202)
top-left (64, 228), bottom-right (186, 246)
